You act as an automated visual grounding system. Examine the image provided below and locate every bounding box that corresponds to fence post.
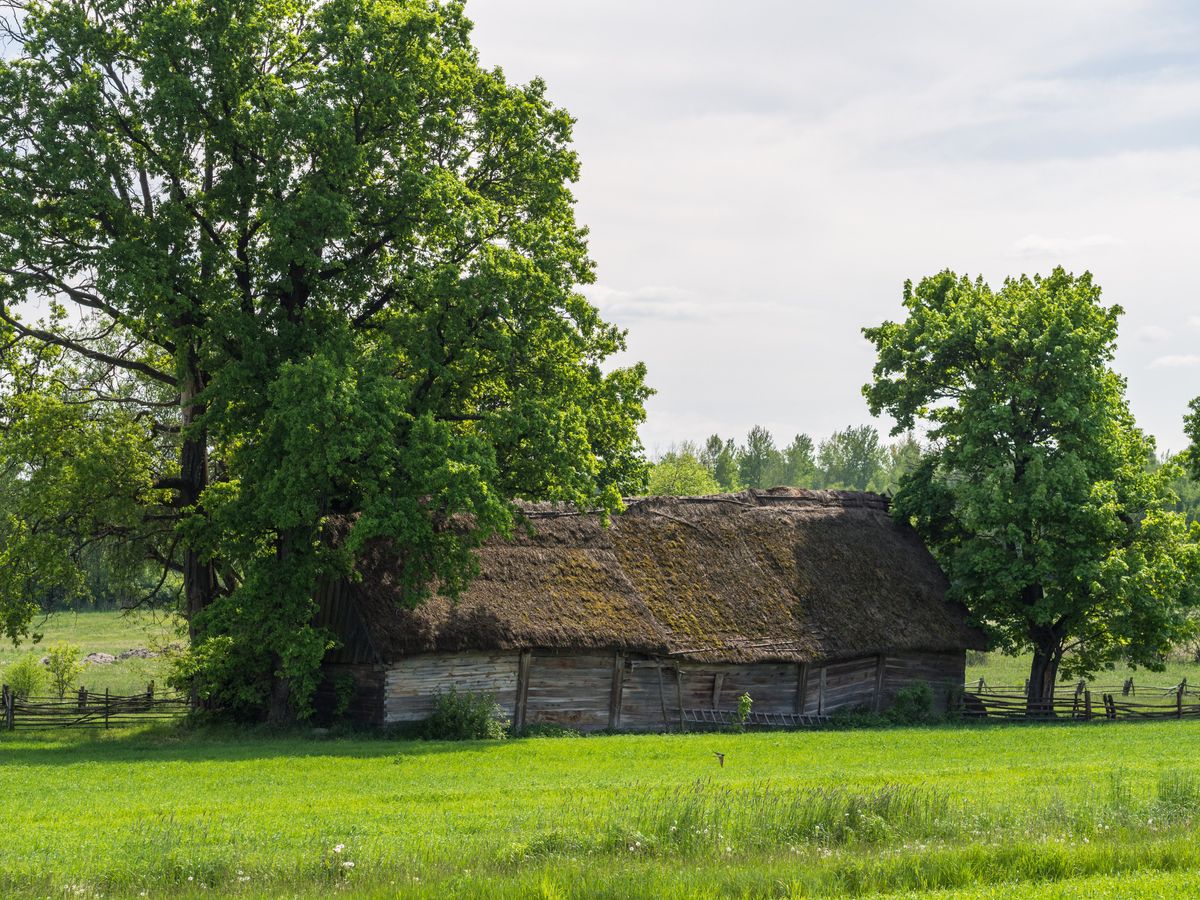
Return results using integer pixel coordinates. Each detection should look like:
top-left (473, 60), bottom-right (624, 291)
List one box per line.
top-left (78, 686), bottom-right (88, 711)
top-left (1178, 680), bottom-right (1187, 719)
top-left (1084, 690), bottom-right (1092, 721)
top-left (104, 687), bottom-right (110, 729)
top-left (2, 685), bottom-right (12, 730)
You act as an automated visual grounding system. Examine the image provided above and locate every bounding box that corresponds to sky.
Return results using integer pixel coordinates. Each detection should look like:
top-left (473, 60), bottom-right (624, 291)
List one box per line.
top-left (467, 0), bottom-right (1200, 455)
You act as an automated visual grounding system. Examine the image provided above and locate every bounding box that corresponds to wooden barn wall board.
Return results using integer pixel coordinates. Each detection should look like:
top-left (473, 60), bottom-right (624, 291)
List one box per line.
top-left (384, 652), bottom-right (519, 723)
top-left (524, 652), bottom-right (612, 729)
top-left (375, 649), bottom-right (970, 729)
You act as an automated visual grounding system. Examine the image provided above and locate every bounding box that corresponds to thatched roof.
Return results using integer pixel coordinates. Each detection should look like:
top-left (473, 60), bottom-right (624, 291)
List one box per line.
top-left (341, 489), bottom-right (985, 664)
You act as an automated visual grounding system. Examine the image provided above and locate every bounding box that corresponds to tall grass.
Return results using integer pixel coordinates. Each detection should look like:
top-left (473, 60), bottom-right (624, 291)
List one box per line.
top-left (5, 724), bottom-right (1200, 897)
top-left (600, 779), bottom-right (951, 854)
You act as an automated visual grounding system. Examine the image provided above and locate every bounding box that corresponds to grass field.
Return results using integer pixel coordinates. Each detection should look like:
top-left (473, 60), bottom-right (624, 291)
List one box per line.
top-left (6, 613), bottom-right (1200, 897)
top-left (3, 720), bottom-right (1200, 898)
top-left (0, 609), bottom-right (184, 695)
top-left (966, 650), bottom-right (1200, 692)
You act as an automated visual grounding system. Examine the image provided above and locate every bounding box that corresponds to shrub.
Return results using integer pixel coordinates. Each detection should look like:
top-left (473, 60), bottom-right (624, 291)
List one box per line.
top-left (44, 642), bottom-right (83, 699)
top-left (886, 682), bottom-right (934, 724)
top-left (3, 653), bottom-right (47, 699)
top-left (333, 673), bottom-right (357, 721)
top-left (736, 692), bottom-right (753, 726)
top-left (422, 687), bottom-right (509, 741)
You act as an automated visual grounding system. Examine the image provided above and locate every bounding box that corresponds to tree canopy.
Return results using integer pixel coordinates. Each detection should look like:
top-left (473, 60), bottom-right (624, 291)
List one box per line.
top-left (865, 268), bottom-right (1200, 707)
top-left (0, 0), bottom-right (650, 719)
top-left (646, 443), bottom-right (721, 497)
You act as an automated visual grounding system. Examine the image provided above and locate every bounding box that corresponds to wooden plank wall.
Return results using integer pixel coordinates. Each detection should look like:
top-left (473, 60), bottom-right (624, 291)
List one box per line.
top-left (374, 649), bottom-right (968, 729)
top-left (881, 651), bottom-right (965, 711)
top-left (523, 652), bottom-right (614, 730)
top-left (383, 652), bottom-right (519, 723)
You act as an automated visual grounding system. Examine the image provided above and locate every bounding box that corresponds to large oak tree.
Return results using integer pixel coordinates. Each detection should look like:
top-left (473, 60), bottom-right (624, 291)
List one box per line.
top-left (865, 269), bottom-right (1199, 711)
top-left (0, 0), bottom-right (650, 720)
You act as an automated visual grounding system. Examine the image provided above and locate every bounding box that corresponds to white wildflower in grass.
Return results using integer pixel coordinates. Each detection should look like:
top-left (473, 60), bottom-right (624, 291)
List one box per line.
top-left (333, 844), bottom-right (345, 854)
top-left (342, 861), bottom-right (355, 869)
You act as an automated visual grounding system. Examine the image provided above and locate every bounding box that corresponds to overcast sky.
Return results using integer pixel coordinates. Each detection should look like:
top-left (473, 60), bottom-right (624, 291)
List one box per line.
top-left (468, 0), bottom-right (1200, 455)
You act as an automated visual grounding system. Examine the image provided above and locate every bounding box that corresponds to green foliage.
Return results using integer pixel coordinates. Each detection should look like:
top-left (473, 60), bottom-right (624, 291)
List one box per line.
top-left (736, 692), bottom-right (753, 727)
top-left (2, 653), bottom-right (47, 699)
top-left (0, 0), bottom-right (650, 721)
top-left (647, 443), bottom-right (722, 496)
top-left (692, 426), bottom-right (919, 493)
top-left (779, 433), bottom-right (818, 488)
top-left (332, 673), bottom-right (357, 721)
top-left (44, 642), bottom-right (83, 699)
top-left (738, 426), bottom-right (778, 488)
top-left (886, 682), bottom-right (934, 725)
top-left (700, 435), bottom-right (741, 490)
top-left (864, 268), bottom-right (1200, 697)
top-left (422, 687), bottom-right (510, 741)
top-left (817, 425), bottom-right (887, 491)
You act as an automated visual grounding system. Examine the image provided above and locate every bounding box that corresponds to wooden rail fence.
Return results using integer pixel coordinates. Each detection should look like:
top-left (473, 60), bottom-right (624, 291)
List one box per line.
top-left (959, 678), bottom-right (1200, 722)
top-left (1, 682), bottom-right (189, 730)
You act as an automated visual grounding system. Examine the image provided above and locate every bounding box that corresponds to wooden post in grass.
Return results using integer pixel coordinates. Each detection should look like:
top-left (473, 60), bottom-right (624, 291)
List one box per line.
top-left (104, 688), bottom-right (110, 729)
top-left (2, 685), bottom-right (12, 730)
top-left (1084, 690), bottom-right (1092, 721)
top-left (78, 686), bottom-right (87, 711)
top-left (1178, 680), bottom-right (1186, 719)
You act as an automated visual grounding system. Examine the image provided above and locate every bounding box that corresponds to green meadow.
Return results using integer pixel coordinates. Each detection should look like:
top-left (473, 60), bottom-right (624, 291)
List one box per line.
top-left (3, 720), bottom-right (1200, 898)
top-left (5, 612), bottom-right (1200, 898)
top-left (0, 609), bottom-right (184, 696)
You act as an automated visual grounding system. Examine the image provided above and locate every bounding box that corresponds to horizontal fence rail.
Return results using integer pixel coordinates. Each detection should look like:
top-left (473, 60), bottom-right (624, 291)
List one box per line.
top-left (958, 678), bottom-right (1197, 722)
top-left (1, 683), bottom-right (189, 730)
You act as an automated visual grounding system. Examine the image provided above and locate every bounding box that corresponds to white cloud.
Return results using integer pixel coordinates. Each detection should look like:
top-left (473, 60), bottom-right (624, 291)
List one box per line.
top-left (1188, 316), bottom-right (1200, 328)
top-left (583, 285), bottom-right (704, 322)
top-left (1150, 355), bottom-right (1200, 369)
top-left (1007, 234), bottom-right (1124, 258)
top-left (1135, 325), bottom-right (1171, 342)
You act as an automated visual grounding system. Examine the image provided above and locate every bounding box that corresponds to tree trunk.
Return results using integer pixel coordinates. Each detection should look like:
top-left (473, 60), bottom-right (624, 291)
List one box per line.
top-left (1026, 647), bottom-right (1062, 717)
top-left (267, 660), bottom-right (293, 726)
top-left (180, 353), bottom-right (215, 646)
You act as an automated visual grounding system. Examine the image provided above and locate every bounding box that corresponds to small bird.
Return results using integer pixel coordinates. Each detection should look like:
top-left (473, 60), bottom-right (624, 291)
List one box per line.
top-left (713, 751), bottom-right (725, 767)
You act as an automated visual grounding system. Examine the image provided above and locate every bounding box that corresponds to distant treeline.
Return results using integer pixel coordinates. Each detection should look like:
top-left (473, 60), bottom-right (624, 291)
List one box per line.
top-left (648, 425), bottom-right (921, 496)
top-left (650, 426), bottom-right (1200, 516)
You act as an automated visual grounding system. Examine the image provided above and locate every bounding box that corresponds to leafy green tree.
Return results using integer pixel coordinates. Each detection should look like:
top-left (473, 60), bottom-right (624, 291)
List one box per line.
top-left (2, 654), bottom-right (47, 699)
top-left (817, 426), bottom-right (886, 491)
top-left (738, 425), bottom-right (782, 489)
top-left (0, 0), bottom-right (650, 720)
top-left (700, 435), bottom-right (740, 491)
top-left (45, 642), bottom-right (83, 700)
top-left (874, 433), bottom-right (923, 494)
top-left (865, 268), bottom-right (1200, 711)
top-left (647, 444), bottom-right (722, 496)
top-left (777, 434), bottom-right (818, 488)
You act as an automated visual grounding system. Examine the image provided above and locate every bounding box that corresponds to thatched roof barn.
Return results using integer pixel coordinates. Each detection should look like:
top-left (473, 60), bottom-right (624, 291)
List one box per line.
top-left (319, 489), bottom-right (984, 730)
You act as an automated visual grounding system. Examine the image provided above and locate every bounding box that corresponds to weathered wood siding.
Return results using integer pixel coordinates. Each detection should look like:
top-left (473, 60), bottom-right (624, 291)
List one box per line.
top-left (881, 650), bottom-right (965, 712)
top-left (523, 652), bottom-right (614, 729)
top-left (383, 652), bottom-right (519, 723)
top-left (372, 648), bottom-right (967, 730)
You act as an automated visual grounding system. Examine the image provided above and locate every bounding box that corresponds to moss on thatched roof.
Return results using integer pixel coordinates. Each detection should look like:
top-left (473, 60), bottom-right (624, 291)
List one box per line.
top-left (345, 488), bottom-right (985, 663)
